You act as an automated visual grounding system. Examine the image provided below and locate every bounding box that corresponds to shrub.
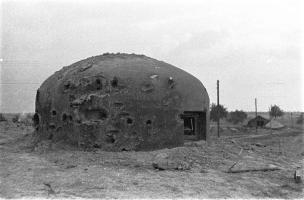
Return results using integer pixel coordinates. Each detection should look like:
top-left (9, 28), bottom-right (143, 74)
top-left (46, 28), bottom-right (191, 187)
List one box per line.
top-left (0, 113), bottom-right (6, 122)
top-left (269, 105), bottom-right (284, 118)
top-left (228, 110), bottom-right (247, 124)
top-left (297, 113), bottom-right (304, 124)
top-left (210, 103), bottom-right (228, 122)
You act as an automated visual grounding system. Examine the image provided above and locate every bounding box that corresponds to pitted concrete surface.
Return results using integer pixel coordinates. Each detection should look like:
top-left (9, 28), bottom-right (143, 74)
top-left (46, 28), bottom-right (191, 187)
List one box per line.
top-left (33, 53), bottom-right (209, 151)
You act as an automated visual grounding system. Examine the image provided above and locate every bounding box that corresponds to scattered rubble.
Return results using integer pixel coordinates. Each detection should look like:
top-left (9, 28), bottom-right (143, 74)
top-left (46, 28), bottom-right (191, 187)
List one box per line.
top-left (152, 151), bottom-right (190, 171)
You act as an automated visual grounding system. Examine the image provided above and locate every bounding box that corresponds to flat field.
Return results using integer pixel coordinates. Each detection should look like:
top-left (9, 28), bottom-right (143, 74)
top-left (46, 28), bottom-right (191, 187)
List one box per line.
top-left (0, 114), bottom-right (303, 198)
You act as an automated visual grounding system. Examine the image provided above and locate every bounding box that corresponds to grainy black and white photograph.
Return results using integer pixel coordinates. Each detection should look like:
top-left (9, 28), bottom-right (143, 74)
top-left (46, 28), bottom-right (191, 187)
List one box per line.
top-left (0, 0), bottom-right (303, 199)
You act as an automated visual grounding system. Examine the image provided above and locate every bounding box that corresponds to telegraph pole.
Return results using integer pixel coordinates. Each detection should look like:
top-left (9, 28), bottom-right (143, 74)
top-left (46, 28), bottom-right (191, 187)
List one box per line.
top-left (255, 98), bottom-right (257, 133)
top-left (217, 80), bottom-right (220, 138)
top-left (290, 112), bottom-right (293, 128)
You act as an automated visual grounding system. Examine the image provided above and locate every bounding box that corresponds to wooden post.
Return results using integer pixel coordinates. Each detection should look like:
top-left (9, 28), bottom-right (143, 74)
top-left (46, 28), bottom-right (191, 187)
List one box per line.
top-left (217, 80), bottom-right (220, 138)
top-left (255, 98), bottom-right (257, 133)
top-left (290, 112), bottom-right (293, 128)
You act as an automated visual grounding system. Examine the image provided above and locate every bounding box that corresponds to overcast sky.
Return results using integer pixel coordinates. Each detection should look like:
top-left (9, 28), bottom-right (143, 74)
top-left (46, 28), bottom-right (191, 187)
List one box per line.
top-left (1, 0), bottom-right (303, 113)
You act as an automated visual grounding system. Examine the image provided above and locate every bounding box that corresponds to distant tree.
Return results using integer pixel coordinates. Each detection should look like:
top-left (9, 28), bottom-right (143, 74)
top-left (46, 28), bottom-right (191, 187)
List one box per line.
top-left (210, 103), bottom-right (228, 122)
top-left (228, 110), bottom-right (247, 124)
top-left (0, 113), bottom-right (6, 122)
top-left (269, 105), bottom-right (284, 118)
top-left (12, 114), bottom-right (19, 123)
top-left (296, 113), bottom-right (303, 124)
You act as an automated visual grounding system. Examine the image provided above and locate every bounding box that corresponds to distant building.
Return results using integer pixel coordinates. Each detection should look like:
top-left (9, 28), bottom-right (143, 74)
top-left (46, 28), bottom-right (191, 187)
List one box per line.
top-left (247, 115), bottom-right (269, 128)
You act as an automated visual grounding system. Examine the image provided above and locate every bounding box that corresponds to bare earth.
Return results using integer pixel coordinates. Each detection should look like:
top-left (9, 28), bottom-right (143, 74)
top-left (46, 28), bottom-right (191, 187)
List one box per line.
top-left (0, 121), bottom-right (303, 198)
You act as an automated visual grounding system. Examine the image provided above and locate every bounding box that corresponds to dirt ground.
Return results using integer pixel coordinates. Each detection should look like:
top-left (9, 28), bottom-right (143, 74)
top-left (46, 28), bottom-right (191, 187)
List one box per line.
top-left (0, 120), bottom-right (303, 199)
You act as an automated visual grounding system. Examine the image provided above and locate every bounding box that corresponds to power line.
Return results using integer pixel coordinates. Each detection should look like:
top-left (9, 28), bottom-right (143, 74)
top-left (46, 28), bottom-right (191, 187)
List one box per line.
top-left (0, 82), bottom-right (41, 85)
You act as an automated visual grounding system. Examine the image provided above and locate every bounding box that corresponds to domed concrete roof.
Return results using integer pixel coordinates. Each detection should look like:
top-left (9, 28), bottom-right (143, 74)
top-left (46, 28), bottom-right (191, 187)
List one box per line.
top-left (34, 53), bottom-right (209, 151)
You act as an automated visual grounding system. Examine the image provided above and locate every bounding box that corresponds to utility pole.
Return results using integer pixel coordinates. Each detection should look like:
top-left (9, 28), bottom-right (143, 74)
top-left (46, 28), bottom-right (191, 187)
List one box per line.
top-left (255, 98), bottom-right (258, 133)
top-left (217, 80), bottom-right (220, 138)
top-left (290, 112), bottom-right (293, 128)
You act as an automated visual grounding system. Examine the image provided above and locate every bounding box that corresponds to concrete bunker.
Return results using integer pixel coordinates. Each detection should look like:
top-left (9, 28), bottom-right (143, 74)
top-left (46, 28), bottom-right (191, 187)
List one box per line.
top-left (33, 53), bottom-right (209, 151)
top-left (181, 111), bottom-right (207, 141)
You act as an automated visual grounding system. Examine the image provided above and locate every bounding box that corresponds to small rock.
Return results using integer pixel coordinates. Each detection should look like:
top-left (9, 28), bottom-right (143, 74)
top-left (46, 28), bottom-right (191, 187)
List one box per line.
top-left (65, 165), bottom-right (77, 169)
top-left (200, 169), bottom-right (208, 173)
top-left (43, 183), bottom-right (56, 195)
top-left (177, 161), bottom-right (190, 170)
top-left (253, 143), bottom-right (266, 147)
top-left (133, 164), bottom-right (141, 168)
